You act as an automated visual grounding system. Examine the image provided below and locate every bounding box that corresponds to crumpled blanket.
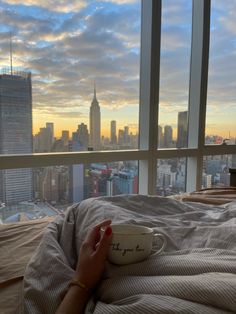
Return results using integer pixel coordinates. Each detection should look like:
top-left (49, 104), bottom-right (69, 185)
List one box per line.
top-left (23, 195), bottom-right (236, 314)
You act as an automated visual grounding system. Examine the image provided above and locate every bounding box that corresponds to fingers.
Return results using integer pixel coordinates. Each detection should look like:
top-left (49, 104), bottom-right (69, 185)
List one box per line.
top-left (95, 226), bottom-right (112, 261)
top-left (85, 219), bottom-right (112, 247)
top-left (95, 219), bottom-right (112, 229)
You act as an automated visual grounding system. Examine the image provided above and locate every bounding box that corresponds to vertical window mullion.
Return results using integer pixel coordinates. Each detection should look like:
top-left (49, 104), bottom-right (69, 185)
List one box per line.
top-left (186, 0), bottom-right (211, 192)
top-left (139, 0), bottom-right (162, 195)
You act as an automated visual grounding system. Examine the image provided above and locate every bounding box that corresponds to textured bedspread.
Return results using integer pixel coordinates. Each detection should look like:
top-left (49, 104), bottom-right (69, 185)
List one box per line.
top-left (23, 195), bottom-right (236, 314)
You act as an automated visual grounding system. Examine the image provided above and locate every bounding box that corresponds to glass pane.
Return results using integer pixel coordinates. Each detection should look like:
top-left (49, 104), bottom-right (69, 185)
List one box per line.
top-left (202, 155), bottom-right (236, 188)
top-left (158, 0), bottom-right (192, 149)
top-left (156, 158), bottom-right (186, 196)
top-left (0, 161), bottom-right (138, 223)
top-left (206, 0), bottom-right (236, 145)
top-left (0, 1), bottom-right (141, 154)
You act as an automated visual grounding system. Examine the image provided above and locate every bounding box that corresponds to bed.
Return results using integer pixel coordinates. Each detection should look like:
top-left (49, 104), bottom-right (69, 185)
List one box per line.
top-left (0, 218), bottom-right (53, 314)
top-left (1, 189), bottom-right (236, 314)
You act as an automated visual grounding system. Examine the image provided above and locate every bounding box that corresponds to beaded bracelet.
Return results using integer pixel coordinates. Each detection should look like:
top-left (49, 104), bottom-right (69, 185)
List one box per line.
top-left (69, 278), bottom-right (91, 294)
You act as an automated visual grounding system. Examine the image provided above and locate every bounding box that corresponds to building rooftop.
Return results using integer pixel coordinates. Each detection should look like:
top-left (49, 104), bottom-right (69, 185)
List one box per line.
top-left (0, 68), bottom-right (31, 79)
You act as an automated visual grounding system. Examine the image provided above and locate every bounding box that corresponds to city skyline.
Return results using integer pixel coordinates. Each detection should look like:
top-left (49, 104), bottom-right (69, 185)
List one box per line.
top-left (33, 116), bottom-right (236, 148)
top-left (0, 71), bottom-right (234, 219)
top-left (0, 0), bottom-right (235, 139)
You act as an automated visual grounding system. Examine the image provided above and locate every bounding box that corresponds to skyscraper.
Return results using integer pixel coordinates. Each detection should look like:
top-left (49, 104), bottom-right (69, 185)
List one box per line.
top-left (69, 132), bottom-right (85, 203)
top-left (36, 124), bottom-right (53, 152)
top-left (164, 125), bottom-right (173, 148)
top-left (61, 130), bottom-right (69, 146)
top-left (0, 70), bottom-right (33, 205)
top-left (89, 84), bottom-right (101, 150)
top-left (46, 122), bottom-right (54, 146)
top-left (77, 123), bottom-right (89, 149)
top-left (124, 126), bottom-right (129, 145)
top-left (158, 125), bottom-right (163, 148)
top-left (177, 111), bottom-right (188, 148)
top-left (118, 129), bottom-right (124, 146)
top-left (110, 120), bottom-right (117, 145)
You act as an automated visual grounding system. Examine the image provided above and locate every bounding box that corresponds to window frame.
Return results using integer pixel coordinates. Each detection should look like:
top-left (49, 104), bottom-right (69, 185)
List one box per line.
top-left (0, 0), bottom-right (235, 196)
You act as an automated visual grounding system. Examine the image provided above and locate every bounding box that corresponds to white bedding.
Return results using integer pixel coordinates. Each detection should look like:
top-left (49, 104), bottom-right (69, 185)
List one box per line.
top-left (23, 195), bottom-right (236, 313)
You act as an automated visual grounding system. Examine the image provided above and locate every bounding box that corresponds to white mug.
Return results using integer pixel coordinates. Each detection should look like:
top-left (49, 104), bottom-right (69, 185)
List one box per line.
top-left (101, 224), bottom-right (166, 265)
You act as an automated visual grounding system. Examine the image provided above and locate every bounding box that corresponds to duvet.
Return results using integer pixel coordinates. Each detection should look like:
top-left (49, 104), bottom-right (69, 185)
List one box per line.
top-left (23, 195), bottom-right (236, 314)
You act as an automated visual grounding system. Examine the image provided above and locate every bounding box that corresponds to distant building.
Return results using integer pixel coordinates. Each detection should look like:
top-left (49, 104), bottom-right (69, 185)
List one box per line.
top-left (34, 123), bottom-right (54, 152)
top-left (89, 84), bottom-right (101, 150)
top-left (69, 132), bottom-right (85, 203)
top-left (110, 120), bottom-right (117, 145)
top-left (220, 172), bottom-right (230, 186)
top-left (124, 126), bottom-right (129, 144)
top-left (87, 164), bottom-right (112, 197)
top-left (117, 126), bottom-right (131, 147)
top-left (0, 70), bottom-right (33, 205)
top-left (157, 164), bottom-right (173, 188)
top-left (158, 125), bottom-right (163, 147)
top-left (177, 111), bottom-right (188, 148)
top-left (77, 123), bottom-right (89, 149)
top-left (61, 130), bottom-right (69, 146)
top-left (129, 132), bottom-right (138, 148)
top-left (50, 130), bottom-right (69, 152)
top-left (202, 173), bottom-right (212, 188)
top-left (41, 167), bottom-right (59, 203)
top-left (205, 159), bottom-right (222, 177)
top-left (163, 125), bottom-right (173, 148)
top-left (113, 169), bottom-right (137, 194)
top-left (46, 122), bottom-right (54, 145)
top-left (118, 129), bottom-right (124, 145)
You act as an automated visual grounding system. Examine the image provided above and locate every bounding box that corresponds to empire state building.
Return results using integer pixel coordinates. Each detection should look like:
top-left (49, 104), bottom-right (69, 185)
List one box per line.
top-left (89, 84), bottom-right (101, 150)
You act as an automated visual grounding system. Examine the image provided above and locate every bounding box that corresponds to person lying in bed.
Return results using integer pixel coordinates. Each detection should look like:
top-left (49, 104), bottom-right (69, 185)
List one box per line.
top-left (56, 219), bottom-right (112, 314)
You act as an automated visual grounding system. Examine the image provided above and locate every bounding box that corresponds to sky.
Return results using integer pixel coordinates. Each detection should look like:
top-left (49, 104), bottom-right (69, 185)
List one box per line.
top-left (0, 0), bottom-right (235, 139)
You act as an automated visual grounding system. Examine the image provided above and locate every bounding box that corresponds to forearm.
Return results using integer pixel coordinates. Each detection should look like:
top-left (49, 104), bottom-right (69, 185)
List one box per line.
top-left (56, 286), bottom-right (90, 314)
top-left (56, 221), bottom-right (112, 314)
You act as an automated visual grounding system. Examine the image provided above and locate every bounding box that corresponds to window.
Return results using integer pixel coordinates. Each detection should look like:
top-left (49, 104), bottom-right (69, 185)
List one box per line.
top-left (202, 155), bottom-right (236, 188)
top-left (0, 0), bottom-right (141, 155)
top-left (158, 0), bottom-right (192, 149)
top-left (157, 158), bottom-right (186, 196)
top-left (206, 0), bottom-right (236, 145)
top-left (0, 161), bottom-right (138, 223)
top-left (1, 1), bottom-right (235, 223)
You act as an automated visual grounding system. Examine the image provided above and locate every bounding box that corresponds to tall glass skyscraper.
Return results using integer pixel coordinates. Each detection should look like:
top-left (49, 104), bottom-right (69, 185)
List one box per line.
top-left (0, 70), bottom-right (33, 205)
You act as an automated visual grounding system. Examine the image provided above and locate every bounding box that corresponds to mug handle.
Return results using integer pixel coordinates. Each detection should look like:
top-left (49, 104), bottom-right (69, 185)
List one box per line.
top-left (150, 233), bottom-right (167, 256)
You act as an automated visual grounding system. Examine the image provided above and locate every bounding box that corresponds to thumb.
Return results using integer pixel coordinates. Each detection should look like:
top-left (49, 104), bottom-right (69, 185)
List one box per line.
top-left (95, 226), bottom-right (112, 260)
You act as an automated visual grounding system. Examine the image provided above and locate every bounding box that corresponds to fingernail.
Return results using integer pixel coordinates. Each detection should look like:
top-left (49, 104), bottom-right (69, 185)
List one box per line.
top-left (105, 227), bottom-right (112, 236)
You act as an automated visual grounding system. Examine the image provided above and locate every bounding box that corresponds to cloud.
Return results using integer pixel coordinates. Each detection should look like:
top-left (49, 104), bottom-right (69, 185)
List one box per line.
top-left (1, 0), bottom-right (86, 13)
top-left (33, 106), bottom-right (86, 119)
top-left (101, 0), bottom-right (138, 4)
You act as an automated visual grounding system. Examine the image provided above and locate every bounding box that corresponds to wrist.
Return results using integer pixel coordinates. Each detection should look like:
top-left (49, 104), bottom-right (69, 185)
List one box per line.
top-left (68, 284), bottom-right (91, 299)
top-left (69, 277), bottom-right (92, 296)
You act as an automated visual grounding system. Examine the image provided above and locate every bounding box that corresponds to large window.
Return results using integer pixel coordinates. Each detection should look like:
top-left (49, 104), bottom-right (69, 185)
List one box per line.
top-left (158, 0), bottom-right (192, 149)
top-left (0, 161), bottom-right (138, 223)
top-left (206, 0), bottom-right (236, 145)
top-left (0, 0), bottom-right (141, 154)
top-left (1, 1), bottom-right (235, 224)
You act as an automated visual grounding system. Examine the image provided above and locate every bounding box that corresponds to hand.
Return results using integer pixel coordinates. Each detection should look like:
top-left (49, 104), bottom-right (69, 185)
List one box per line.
top-left (56, 220), bottom-right (112, 314)
top-left (74, 219), bottom-right (112, 292)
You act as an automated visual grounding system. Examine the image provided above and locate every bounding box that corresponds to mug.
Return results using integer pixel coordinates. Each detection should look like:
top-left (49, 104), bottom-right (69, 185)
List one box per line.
top-left (101, 224), bottom-right (166, 265)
